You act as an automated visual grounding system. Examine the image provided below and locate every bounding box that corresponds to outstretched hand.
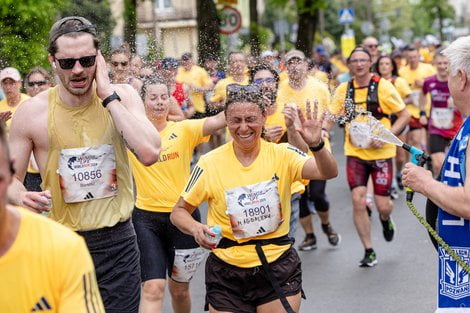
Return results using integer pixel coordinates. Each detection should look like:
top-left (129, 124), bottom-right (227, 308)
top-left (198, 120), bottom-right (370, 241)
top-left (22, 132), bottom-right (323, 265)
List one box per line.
top-left (298, 99), bottom-right (324, 147)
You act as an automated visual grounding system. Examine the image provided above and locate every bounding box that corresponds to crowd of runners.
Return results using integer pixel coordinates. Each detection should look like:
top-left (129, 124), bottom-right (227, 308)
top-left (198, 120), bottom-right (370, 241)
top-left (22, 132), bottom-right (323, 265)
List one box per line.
top-left (1, 15), bottom-right (469, 313)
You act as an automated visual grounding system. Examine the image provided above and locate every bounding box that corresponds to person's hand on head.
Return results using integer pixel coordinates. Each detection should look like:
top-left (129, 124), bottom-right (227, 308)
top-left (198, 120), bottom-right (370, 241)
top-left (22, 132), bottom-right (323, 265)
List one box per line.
top-left (95, 50), bottom-right (114, 100)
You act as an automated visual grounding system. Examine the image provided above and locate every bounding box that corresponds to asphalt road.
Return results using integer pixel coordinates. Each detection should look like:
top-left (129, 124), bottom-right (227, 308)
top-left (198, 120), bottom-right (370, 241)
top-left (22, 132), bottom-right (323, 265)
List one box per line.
top-left (162, 126), bottom-right (438, 313)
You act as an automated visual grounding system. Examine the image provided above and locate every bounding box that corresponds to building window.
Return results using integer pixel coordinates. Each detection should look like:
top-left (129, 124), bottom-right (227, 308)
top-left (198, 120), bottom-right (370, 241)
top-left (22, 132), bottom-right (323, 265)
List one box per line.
top-left (155, 0), bottom-right (172, 10)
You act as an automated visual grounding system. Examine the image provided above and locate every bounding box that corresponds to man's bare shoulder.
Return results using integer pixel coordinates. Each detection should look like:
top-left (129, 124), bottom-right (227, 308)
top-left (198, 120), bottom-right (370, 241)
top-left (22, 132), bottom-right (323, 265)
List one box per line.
top-left (12, 90), bottom-right (49, 130)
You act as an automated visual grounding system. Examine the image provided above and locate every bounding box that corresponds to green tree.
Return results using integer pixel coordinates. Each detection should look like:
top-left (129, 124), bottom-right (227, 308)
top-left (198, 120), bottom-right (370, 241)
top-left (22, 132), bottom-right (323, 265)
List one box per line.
top-left (123, 0), bottom-right (137, 52)
top-left (0, 0), bottom-right (69, 74)
top-left (196, 0), bottom-right (221, 63)
top-left (411, 0), bottom-right (454, 40)
top-left (60, 0), bottom-right (116, 54)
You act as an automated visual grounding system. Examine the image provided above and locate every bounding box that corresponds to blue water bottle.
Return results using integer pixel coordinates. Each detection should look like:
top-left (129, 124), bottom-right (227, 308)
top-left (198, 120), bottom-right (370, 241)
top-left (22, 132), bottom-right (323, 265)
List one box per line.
top-left (208, 225), bottom-right (222, 248)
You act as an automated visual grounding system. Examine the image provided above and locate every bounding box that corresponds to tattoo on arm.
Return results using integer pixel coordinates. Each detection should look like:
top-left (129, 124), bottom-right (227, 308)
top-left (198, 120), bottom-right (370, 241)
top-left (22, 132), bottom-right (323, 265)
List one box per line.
top-left (121, 131), bottom-right (139, 161)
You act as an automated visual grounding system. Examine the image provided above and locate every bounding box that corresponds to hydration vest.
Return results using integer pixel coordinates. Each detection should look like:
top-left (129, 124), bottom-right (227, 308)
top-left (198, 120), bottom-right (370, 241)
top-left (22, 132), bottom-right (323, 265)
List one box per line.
top-left (345, 75), bottom-right (387, 121)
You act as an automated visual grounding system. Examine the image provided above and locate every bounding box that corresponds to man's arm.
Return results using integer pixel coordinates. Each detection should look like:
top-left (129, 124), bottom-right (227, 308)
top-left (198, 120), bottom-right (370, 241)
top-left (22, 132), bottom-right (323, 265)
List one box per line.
top-left (418, 90), bottom-right (428, 125)
top-left (390, 108), bottom-right (410, 136)
top-left (95, 51), bottom-right (160, 166)
top-left (402, 142), bottom-right (470, 219)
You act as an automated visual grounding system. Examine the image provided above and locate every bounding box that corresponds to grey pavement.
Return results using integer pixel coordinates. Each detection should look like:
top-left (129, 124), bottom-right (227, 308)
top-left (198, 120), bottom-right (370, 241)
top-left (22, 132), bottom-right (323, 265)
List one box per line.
top-left (162, 126), bottom-right (438, 313)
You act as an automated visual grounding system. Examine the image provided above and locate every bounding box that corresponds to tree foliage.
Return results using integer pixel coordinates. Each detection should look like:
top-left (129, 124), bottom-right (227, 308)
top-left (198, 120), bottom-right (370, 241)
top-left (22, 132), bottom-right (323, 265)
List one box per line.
top-left (0, 0), bottom-right (68, 74)
top-left (196, 0), bottom-right (221, 63)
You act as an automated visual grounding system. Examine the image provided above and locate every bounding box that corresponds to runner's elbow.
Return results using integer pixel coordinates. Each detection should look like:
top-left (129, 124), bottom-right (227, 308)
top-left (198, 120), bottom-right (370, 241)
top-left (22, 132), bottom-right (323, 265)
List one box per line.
top-left (138, 145), bottom-right (161, 166)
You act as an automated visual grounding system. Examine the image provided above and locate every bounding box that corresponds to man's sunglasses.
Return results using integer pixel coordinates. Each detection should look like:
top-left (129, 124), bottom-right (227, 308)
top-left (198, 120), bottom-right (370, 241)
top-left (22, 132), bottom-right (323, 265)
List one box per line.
top-left (111, 61), bottom-right (129, 67)
top-left (55, 55), bottom-right (97, 70)
top-left (226, 84), bottom-right (262, 103)
top-left (27, 80), bottom-right (48, 87)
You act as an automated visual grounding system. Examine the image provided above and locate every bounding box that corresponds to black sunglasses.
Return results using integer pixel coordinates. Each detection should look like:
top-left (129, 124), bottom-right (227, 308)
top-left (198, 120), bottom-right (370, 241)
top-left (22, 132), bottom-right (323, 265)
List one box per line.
top-left (111, 61), bottom-right (129, 67)
top-left (55, 55), bottom-right (97, 70)
top-left (27, 80), bottom-right (48, 87)
top-left (226, 84), bottom-right (262, 103)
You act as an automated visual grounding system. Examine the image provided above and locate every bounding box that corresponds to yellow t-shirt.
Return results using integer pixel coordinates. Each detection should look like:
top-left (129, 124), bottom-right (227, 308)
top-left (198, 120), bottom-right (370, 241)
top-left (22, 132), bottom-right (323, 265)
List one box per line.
top-left (399, 63), bottom-right (436, 118)
top-left (312, 70), bottom-right (329, 85)
top-left (182, 140), bottom-right (309, 268)
top-left (279, 71), bottom-right (288, 84)
top-left (176, 65), bottom-right (212, 113)
top-left (392, 76), bottom-right (412, 99)
top-left (330, 56), bottom-right (349, 74)
top-left (43, 86), bottom-right (134, 231)
top-left (129, 119), bottom-right (209, 213)
top-left (0, 93), bottom-right (29, 134)
top-left (210, 75), bottom-right (249, 104)
top-left (0, 207), bottom-right (103, 313)
top-left (331, 78), bottom-right (406, 160)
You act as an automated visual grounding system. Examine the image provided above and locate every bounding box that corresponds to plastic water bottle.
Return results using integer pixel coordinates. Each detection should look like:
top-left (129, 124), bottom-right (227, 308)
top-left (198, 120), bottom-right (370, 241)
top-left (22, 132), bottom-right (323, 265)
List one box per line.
top-left (207, 225), bottom-right (222, 248)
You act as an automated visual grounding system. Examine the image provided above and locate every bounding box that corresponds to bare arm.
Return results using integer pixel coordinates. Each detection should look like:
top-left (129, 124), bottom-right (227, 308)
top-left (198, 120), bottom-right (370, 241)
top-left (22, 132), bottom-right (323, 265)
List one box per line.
top-left (95, 51), bottom-right (160, 166)
top-left (402, 143), bottom-right (470, 219)
top-left (418, 91), bottom-right (428, 125)
top-left (390, 108), bottom-right (410, 136)
top-left (168, 97), bottom-right (185, 121)
top-left (202, 111), bottom-right (226, 136)
top-left (170, 197), bottom-right (217, 249)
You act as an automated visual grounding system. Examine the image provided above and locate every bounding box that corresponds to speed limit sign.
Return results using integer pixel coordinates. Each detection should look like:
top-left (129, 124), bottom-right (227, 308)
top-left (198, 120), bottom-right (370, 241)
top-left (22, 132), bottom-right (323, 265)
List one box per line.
top-left (219, 6), bottom-right (242, 35)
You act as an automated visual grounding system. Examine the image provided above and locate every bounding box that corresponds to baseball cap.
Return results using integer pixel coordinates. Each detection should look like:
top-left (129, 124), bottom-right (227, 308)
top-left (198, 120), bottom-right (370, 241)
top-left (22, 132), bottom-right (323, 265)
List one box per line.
top-left (0, 67), bottom-right (21, 82)
top-left (161, 57), bottom-right (179, 69)
top-left (261, 50), bottom-right (274, 58)
top-left (315, 45), bottom-right (328, 56)
top-left (49, 16), bottom-right (97, 46)
top-left (181, 53), bottom-right (192, 61)
top-left (285, 49), bottom-right (305, 63)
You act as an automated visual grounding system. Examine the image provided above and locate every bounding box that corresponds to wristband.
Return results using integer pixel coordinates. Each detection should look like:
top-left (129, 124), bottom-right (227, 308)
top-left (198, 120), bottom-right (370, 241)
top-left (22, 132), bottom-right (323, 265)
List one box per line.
top-left (309, 139), bottom-right (325, 152)
top-left (419, 110), bottom-right (426, 117)
top-left (102, 91), bottom-right (121, 108)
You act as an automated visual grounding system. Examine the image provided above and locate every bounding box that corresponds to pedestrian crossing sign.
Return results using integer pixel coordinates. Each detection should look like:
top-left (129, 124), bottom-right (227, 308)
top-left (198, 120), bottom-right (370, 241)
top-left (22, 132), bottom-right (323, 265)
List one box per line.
top-left (339, 8), bottom-right (355, 25)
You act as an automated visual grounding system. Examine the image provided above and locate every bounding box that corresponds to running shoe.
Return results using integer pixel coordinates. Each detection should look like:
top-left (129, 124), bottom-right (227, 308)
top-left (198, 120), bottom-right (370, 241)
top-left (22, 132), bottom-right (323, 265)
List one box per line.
top-left (381, 216), bottom-right (395, 242)
top-left (390, 186), bottom-right (399, 200)
top-left (321, 223), bottom-right (341, 246)
top-left (359, 249), bottom-right (378, 267)
top-left (298, 234), bottom-right (317, 251)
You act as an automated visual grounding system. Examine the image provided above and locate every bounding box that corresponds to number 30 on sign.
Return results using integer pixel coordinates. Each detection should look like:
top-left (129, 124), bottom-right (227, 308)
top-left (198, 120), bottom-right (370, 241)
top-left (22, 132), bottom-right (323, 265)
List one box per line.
top-left (219, 6), bottom-right (242, 35)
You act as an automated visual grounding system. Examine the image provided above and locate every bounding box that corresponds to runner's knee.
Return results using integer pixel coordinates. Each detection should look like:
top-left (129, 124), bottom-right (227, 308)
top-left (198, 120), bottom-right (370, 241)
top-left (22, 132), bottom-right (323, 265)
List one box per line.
top-left (142, 280), bottom-right (165, 301)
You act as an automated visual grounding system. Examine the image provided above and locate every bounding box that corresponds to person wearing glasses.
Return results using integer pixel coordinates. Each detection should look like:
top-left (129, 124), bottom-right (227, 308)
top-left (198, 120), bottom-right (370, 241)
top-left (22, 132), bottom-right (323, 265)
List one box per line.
top-left (331, 47), bottom-right (410, 267)
top-left (362, 36), bottom-right (381, 71)
top-left (276, 50), bottom-right (340, 251)
top-left (171, 83), bottom-right (338, 313)
top-left (109, 46), bottom-right (144, 93)
top-left (130, 79), bottom-right (225, 313)
top-left (7, 16), bottom-right (161, 313)
top-left (23, 67), bottom-right (54, 192)
top-left (0, 122), bottom-right (105, 313)
top-left (0, 67), bottom-right (29, 134)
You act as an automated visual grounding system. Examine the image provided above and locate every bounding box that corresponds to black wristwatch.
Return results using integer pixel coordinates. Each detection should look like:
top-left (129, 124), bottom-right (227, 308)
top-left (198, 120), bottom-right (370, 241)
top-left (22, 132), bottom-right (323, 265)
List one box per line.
top-left (102, 91), bottom-right (121, 108)
top-left (309, 139), bottom-right (325, 152)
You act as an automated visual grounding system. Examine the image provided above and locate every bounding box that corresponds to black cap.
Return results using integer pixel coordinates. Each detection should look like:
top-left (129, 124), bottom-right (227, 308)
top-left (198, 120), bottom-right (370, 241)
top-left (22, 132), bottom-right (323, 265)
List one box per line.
top-left (161, 57), bottom-right (179, 69)
top-left (181, 52), bottom-right (192, 61)
top-left (49, 16), bottom-right (97, 45)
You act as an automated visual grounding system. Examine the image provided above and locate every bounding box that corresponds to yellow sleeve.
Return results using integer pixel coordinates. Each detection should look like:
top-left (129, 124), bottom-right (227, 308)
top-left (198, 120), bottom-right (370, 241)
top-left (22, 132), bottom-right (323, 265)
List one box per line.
top-left (394, 77), bottom-right (412, 99)
top-left (378, 79), bottom-right (406, 115)
top-left (316, 80), bottom-right (331, 112)
top-left (200, 68), bottom-right (213, 87)
top-left (58, 237), bottom-right (104, 313)
top-left (280, 144), bottom-right (310, 182)
top-left (181, 160), bottom-right (210, 207)
top-left (210, 80), bottom-right (226, 103)
top-left (330, 82), bottom-right (348, 115)
top-left (182, 119), bottom-right (210, 148)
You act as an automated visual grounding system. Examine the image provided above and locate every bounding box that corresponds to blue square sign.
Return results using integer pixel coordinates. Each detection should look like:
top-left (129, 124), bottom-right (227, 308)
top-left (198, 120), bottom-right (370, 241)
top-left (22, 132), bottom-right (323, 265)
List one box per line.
top-left (339, 8), bottom-right (355, 25)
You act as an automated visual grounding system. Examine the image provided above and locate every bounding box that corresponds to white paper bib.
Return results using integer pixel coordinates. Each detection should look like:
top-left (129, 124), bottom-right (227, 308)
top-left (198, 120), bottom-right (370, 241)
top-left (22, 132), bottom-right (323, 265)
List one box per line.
top-left (349, 121), bottom-right (372, 148)
top-left (58, 144), bottom-right (118, 203)
top-left (225, 177), bottom-right (282, 240)
top-left (432, 108), bottom-right (454, 129)
top-left (171, 248), bottom-right (206, 283)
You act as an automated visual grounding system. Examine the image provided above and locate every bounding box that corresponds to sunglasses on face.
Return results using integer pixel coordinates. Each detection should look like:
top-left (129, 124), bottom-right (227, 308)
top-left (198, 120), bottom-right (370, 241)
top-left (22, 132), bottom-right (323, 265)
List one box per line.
top-left (27, 80), bottom-right (48, 87)
top-left (226, 84), bottom-right (262, 103)
top-left (366, 44), bottom-right (378, 48)
top-left (253, 77), bottom-right (275, 85)
top-left (55, 55), bottom-right (97, 70)
top-left (112, 61), bottom-right (129, 67)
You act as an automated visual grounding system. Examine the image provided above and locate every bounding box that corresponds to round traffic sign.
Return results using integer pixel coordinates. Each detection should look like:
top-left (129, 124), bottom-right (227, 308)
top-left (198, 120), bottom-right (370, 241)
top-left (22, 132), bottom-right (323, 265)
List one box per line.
top-left (219, 6), bottom-right (242, 35)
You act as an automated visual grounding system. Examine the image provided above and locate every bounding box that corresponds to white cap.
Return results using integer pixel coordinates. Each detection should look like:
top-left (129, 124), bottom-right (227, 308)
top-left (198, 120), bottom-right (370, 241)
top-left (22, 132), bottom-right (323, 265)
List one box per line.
top-left (261, 50), bottom-right (274, 58)
top-left (0, 67), bottom-right (21, 82)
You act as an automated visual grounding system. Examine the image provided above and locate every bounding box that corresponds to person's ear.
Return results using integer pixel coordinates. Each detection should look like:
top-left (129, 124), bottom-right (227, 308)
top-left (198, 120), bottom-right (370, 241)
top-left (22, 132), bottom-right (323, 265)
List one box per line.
top-left (458, 69), bottom-right (468, 92)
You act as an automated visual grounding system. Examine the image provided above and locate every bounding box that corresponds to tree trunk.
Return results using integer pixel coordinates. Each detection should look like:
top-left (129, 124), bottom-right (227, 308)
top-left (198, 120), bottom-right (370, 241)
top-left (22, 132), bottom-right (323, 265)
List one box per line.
top-left (295, 0), bottom-right (318, 57)
top-left (249, 0), bottom-right (260, 57)
top-left (196, 0), bottom-right (221, 64)
top-left (123, 0), bottom-right (137, 52)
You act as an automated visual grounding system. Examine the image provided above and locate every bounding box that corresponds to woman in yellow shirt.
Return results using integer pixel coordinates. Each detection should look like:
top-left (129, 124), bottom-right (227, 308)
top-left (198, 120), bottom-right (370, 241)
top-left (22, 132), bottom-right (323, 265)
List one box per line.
top-left (171, 83), bottom-right (338, 313)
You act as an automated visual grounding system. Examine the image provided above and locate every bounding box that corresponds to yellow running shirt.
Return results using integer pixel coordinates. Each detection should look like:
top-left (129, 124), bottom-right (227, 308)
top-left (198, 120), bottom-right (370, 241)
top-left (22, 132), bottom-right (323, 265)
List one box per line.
top-left (392, 76), bottom-right (412, 99)
top-left (182, 140), bottom-right (309, 268)
top-left (210, 75), bottom-right (249, 104)
top-left (43, 86), bottom-right (134, 231)
top-left (0, 93), bottom-right (29, 134)
top-left (0, 207), bottom-right (103, 313)
top-left (129, 119), bottom-right (209, 213)
top-left (399, 63), bottom-right (436, 118)
top-left (331, 78), bottom-right (406, 160)
top-left (176, 65), bottom-right (212, 113)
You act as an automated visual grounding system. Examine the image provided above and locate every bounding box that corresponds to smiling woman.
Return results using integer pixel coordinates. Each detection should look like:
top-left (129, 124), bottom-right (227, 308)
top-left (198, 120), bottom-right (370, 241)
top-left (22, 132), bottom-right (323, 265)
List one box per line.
top-left (170, 83), bottom-right (338, 313)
